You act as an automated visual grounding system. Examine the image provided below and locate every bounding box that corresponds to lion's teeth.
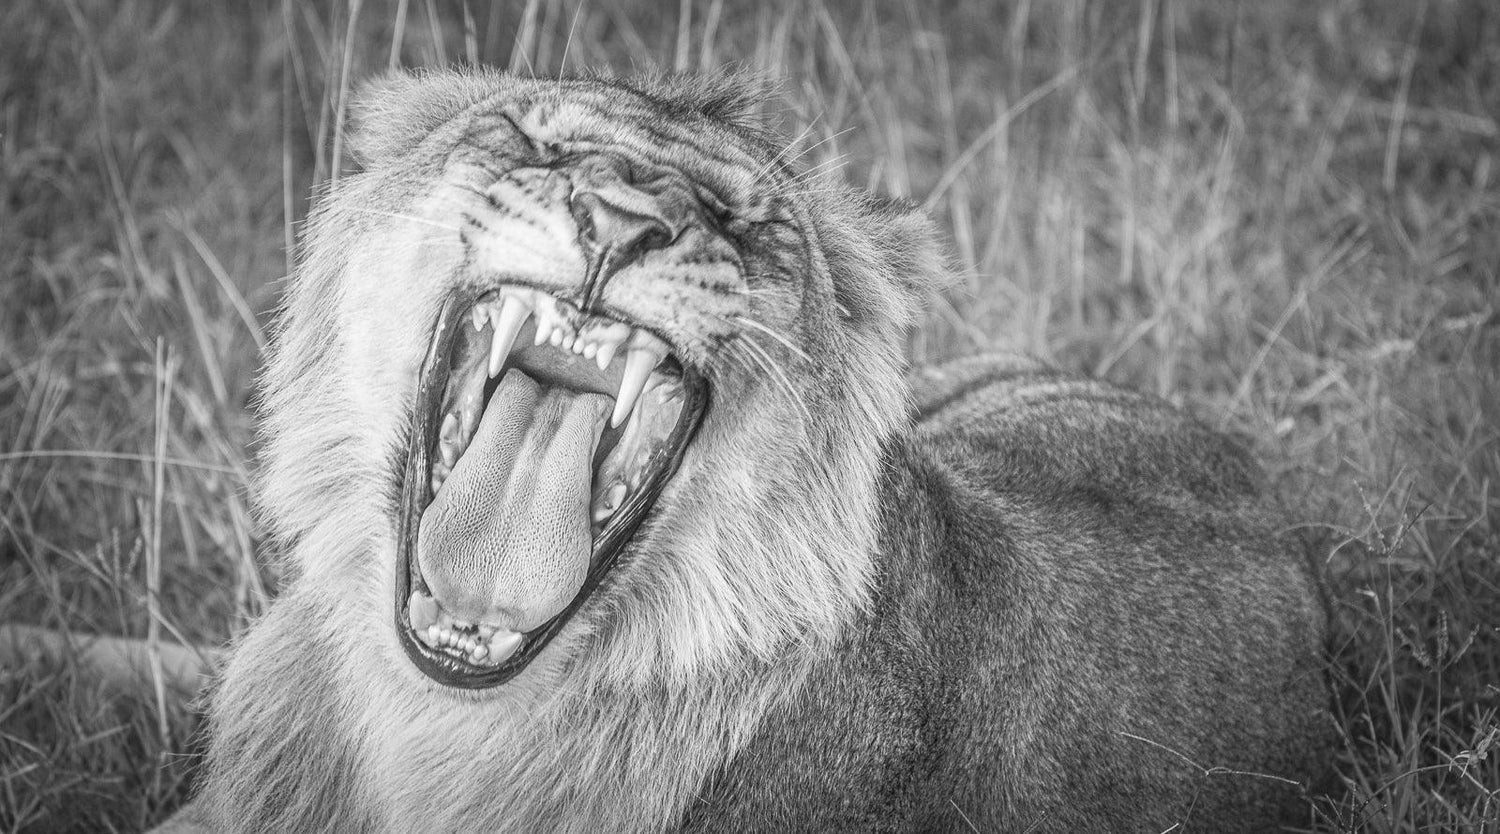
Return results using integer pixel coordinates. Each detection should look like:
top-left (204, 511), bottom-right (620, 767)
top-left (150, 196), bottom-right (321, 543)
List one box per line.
top-left (611, 332), bottom-right (668, 427)
top-left (439, 413), bottom-right (461, 466)
top-left (595, 340), bottom-right (619, 371)
top-left (487, 294), bottom-right (531, 378)
top-left (488, 630), bottom-right (524, 664)
top-left (612, 349), bottom-right (654, 428)
top-left (409, 592), bottom-right (439, 632)
top-left (591, 482), bottom-right (628, 523)
top-left (471, 306), bottom-right (488, 332)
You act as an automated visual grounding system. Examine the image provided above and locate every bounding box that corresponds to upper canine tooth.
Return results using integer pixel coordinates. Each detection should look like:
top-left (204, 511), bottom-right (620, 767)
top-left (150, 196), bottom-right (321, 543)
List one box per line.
top-left (612, 336), bottom-right (665, 428)
top-left (487, 295), bottom-right (531, 378)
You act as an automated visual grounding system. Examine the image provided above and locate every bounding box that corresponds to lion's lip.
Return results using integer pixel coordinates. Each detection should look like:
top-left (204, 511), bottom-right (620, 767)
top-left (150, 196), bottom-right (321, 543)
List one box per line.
top-left (393, 290), bottom-right (708, 689)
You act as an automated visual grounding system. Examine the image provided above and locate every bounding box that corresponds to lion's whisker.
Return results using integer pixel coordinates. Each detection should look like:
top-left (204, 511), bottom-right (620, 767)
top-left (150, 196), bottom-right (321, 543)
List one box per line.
top-left (335, 206), bottom-right (463, 233)
top-left (733, 335), bottom-right (813, 430)
top-left (731, 314), bottom-right (811, 363)
top-left (769, 125), bottom-right (855, 178)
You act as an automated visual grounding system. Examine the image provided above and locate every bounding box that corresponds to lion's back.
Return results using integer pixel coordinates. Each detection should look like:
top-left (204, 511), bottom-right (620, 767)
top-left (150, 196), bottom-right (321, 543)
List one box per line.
top-left (910, 355), bottom-right (1328, 828)
top-left (689, 355), bottom-right (1331, 833)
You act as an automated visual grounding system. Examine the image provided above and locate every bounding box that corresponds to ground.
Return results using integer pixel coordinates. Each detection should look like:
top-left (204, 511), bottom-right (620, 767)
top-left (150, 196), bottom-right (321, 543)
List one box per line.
top-left (0, 0), bottom-right (1495, 831)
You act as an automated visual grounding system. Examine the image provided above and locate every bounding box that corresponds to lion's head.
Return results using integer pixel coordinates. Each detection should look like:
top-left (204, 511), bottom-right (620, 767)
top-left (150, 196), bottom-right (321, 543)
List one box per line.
top-left (257, 68), bottom-right (943, 694)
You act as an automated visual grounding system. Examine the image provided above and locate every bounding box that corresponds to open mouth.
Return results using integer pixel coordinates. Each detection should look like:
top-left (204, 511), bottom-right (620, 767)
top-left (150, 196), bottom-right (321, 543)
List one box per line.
top-left (394, 286), bottom-right (708, 688)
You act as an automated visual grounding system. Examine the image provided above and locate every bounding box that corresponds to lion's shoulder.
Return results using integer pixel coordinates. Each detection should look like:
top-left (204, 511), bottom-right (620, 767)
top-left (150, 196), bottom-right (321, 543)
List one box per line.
top-left (905, 354), bottom-right (1263, 507)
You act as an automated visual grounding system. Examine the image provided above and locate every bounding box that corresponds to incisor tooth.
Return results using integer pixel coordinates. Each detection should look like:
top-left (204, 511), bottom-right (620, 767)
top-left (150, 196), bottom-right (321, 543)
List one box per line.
top-left (487, 296), bottom-right (530, 378)
top-left (612, 344), bottom-right (659, 427)
top-left (595, 341), bottom-right (619, 371)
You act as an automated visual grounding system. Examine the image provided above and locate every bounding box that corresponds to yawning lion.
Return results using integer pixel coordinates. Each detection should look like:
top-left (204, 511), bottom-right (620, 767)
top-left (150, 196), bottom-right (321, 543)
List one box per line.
top-left (158, 69), bottom-right (1329, 833)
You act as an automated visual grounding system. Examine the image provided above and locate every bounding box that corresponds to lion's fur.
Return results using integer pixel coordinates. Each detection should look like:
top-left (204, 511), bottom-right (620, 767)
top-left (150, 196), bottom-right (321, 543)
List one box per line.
top-left (176, 69), bottom-right (1329, 832)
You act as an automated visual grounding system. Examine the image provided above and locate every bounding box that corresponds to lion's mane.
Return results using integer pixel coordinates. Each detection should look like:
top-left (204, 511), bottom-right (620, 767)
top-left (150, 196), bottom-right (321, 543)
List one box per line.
top-left (200, 69), bottom-right (944, 832)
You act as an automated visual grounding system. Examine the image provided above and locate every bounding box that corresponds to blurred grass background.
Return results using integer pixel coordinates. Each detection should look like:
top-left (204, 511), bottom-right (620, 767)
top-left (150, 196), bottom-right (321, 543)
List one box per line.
top-left (1, 0), bottom-right (1496, 831)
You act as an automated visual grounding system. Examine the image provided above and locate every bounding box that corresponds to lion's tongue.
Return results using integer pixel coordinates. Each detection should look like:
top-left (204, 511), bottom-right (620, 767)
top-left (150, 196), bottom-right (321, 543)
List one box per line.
top-left (416, 370), bottom-right (610, 633)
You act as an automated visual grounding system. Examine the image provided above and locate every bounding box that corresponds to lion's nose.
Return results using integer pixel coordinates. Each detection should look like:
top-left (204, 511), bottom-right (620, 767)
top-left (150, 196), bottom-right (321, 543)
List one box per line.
top-left (569, 190), bottom-right (675, 262)
top-left (566, 156), bottom-right (694, 308)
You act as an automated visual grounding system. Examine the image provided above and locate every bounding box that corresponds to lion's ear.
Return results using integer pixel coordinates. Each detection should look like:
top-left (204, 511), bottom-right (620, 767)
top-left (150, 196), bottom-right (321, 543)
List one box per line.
top-left (866, 197), bottom-right (948, 307)
top-left (844, 196), bottom-right (948, 332)
top-left (348, 68), bottom-right (498, 167)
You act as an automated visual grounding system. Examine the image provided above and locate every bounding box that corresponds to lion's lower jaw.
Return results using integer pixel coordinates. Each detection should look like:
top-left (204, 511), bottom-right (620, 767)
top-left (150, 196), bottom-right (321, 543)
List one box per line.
top-left (198, 335), bottom-right (905, 830)
top-left (200, 448), bottom-right (883, 832)
top-left (201, 571), bottom-right (832, 833)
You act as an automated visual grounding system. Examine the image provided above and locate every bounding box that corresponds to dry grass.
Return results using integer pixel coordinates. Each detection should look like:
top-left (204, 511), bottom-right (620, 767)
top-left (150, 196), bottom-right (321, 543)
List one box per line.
top-left (1, 0), bottom-right (1496, 831)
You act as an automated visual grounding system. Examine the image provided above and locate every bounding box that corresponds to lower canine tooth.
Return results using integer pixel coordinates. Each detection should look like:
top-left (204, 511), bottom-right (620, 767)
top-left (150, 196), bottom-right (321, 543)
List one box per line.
top-left (409, 592), bottom-right (440, 631)
top-left (489, 630), bottom-right (524, 664)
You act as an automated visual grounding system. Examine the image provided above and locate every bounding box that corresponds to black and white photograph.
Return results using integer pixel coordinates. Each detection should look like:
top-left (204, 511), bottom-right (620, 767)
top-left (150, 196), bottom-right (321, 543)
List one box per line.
top-left (1, 1), bottom-right (1496, 831)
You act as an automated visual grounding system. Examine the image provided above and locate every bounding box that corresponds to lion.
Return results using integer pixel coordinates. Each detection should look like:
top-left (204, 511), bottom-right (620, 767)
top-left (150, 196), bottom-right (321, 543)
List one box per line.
top-left (154, 68), bottom-right (1330, 833)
